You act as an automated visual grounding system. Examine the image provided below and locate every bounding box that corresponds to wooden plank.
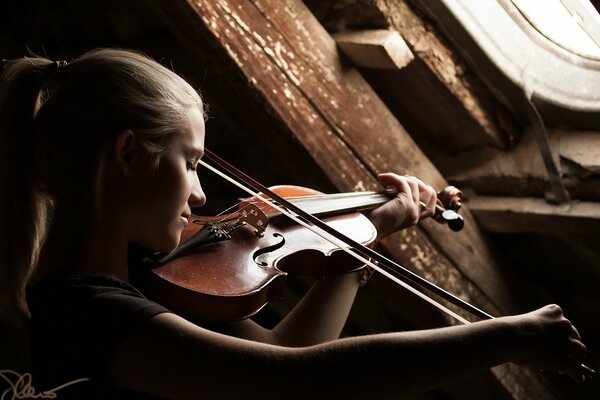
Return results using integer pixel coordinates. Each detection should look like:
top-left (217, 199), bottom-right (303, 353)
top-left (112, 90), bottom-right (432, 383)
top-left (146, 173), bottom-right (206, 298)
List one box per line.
top-left (438, 128), bottom-right (600, 202)
top-left (467, 195), bottom-right (600, 236)
top-left (559, 130), bottom-right (600, 200)
top-left (560, 130), bottom-right (600, 172)
top-left (333, 29), bottom-right (414, 70)
top-left (438, 127), bottom-right (555, 199)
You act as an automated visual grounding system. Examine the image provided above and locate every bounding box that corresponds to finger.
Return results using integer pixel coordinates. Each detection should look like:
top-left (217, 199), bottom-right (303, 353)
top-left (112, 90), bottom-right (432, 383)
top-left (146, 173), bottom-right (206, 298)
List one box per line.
top-left (568, 338), bottom-right (587, 363)
top-left (409, 177), bottom-right (437, 219)
top-left (405, 176), bottom-right (420, 206)
top-left (408, 176), bottom-right (430, 199)
top-left (571, 324), bottom-right (582, 341)
top-left (411, 176), bottom-right (434, 195)
top-left (546, 304), bottom-right (564, 317)
top-left (423, 184), bottom-right (437, 219)
top-left (377, 173), bottom-right (411, 196)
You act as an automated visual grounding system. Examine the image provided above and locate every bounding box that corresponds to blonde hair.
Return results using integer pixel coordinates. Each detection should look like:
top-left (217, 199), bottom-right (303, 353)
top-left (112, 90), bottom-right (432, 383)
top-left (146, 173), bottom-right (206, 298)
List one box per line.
top-left (0, 49), bottom-right (204, 368)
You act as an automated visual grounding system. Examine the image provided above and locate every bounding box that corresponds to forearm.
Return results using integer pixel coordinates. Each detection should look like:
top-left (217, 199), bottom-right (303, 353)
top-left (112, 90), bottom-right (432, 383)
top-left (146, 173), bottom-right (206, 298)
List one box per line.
top-left (269, 272), bottom-right (361, 346)
top-left (308, 318), bottom-right (514, 397)
top-left (225, 272), bottom-right (362, 346)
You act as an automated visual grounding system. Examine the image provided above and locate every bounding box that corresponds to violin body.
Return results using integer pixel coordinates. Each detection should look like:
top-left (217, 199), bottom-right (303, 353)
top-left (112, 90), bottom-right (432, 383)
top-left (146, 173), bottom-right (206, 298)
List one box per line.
top-left (134, 185), bottom-right (377, 322)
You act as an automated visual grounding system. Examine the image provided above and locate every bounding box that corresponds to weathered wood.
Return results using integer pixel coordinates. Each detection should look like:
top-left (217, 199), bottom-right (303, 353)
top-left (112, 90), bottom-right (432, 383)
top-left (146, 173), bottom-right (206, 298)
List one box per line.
top-left (309, 0), bottom-right (518, 153)
top-left (467, 195), bottom-right (600, 236)
top-left (438, 127), bottom-right (555, 199)
top-left (560, 130), bottom-right (600, 173)
top-left (375, 0), bottom-right (518, 149)
top-left (333, 29), bottom-right (414, 70)
top-left (149, 1), bottom-right (563, 398)
top-left (439, 128), bottom-right (600, 202)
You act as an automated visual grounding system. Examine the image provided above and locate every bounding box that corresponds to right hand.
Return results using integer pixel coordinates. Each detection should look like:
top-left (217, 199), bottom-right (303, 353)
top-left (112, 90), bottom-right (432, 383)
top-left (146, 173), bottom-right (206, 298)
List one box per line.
top-left (507, 304), bottom-right (588, 382)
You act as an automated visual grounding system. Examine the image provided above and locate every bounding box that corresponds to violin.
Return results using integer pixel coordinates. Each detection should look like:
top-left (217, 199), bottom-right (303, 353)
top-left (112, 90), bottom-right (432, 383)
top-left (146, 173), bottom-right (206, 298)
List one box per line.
top-left (133, 183), bottom-right (463, 322)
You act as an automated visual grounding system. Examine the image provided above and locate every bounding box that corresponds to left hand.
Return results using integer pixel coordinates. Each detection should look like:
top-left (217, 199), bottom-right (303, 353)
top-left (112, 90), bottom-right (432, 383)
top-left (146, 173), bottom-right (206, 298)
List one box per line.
top-left (366, 173), bottom-right (437, 240)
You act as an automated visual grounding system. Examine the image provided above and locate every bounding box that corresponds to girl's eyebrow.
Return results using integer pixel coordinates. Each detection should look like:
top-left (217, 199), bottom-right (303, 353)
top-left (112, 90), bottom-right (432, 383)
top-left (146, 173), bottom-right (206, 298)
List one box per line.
top-left (185, 145), bottom-right (205, 159)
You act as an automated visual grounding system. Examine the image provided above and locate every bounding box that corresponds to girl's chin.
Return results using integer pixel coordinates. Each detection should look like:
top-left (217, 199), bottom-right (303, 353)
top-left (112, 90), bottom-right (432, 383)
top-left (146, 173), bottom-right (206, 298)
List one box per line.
top-left (154, 233), bottom-right (181, 254)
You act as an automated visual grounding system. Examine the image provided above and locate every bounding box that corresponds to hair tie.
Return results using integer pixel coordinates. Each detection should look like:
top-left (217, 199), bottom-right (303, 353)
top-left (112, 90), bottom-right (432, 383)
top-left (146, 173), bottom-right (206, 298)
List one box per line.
top-left (48, 60), bottom-right (68, 79)
top-left (52, 60), bottom-right (68, 70)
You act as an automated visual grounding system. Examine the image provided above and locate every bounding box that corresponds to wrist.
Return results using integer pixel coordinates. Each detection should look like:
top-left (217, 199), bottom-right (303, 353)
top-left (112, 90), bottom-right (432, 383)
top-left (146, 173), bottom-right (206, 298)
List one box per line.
top-left (363, 209), bottom-right (390, 242)
top-left (494, 315), bottom-right (528, 364)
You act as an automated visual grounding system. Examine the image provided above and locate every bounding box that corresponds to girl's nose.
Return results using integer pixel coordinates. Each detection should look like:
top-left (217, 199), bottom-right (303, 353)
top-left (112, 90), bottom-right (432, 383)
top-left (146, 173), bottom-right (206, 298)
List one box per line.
top-left (189, 175), bottom-right (206, 208)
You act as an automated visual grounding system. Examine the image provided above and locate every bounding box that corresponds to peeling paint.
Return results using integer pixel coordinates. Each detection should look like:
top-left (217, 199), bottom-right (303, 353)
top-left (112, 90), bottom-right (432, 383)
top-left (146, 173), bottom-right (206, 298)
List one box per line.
top-left (252, 32), bottom-right (266, 47)
top-left (231, 12), bottom-right (250, 32)
top-left (224, 43), bottom-right (243, 67)
top-left (353, 181), bottom-right (367, 192)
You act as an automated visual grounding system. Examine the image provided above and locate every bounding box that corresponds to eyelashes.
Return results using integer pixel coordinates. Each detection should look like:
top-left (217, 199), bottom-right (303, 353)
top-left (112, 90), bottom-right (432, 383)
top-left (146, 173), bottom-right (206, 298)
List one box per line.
top-left (187, 161), bottom-right (199, 171)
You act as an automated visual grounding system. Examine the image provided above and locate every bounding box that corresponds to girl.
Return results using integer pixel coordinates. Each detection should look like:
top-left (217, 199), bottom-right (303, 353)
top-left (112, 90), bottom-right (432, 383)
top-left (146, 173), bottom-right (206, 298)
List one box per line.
top-left (0, 48), bottom-right (588, 399)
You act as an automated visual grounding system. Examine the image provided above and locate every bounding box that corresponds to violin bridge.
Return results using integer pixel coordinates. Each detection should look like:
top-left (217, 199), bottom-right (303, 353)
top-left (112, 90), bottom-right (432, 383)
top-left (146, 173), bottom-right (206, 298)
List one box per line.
top-left (237, 204), bottom-right (269, 237)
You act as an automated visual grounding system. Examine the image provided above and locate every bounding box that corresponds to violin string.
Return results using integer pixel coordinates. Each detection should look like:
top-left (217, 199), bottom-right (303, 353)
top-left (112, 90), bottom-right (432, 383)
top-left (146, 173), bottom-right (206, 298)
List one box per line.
top-left (198, 158), bottom-right (470, 325)
top-left (244, 192), bottom-right (380, 206)
top-left (215, 202), bottom-right (242, 218)
top-left (213, 202), bottom-right (263, 228)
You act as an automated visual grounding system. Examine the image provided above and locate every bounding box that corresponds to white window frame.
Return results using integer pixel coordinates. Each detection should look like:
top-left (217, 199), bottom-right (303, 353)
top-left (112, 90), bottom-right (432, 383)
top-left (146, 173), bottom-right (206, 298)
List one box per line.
top-left (414, 0), bottom-right (600, 128)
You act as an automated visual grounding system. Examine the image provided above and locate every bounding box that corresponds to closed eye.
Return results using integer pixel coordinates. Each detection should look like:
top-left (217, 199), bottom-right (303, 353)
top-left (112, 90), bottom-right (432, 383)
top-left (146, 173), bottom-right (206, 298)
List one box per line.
top-left (187, 161), bottom-right (198, 171)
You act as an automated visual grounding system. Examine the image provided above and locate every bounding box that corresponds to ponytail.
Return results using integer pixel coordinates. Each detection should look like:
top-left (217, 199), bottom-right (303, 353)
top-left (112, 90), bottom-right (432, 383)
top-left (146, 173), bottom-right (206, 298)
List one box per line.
top-left (0, 57), bottom-right (55, 369)
top-left (0, 49), bottom-right (204, 369)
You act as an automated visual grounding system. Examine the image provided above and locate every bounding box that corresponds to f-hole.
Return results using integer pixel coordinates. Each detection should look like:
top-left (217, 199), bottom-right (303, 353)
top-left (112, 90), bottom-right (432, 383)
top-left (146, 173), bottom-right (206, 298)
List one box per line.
top-left (253, 233), bottom-right (285, 266)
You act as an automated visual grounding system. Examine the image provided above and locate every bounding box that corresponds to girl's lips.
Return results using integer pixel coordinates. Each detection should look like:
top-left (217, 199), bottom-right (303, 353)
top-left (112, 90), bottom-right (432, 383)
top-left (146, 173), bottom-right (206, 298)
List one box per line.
top-left (180, 215), bottom-right (189, 227)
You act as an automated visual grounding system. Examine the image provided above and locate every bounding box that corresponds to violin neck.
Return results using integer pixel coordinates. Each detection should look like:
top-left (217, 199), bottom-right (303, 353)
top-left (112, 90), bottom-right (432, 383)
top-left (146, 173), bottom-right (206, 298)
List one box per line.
top-left (288, 191), bottom-right (392, 217)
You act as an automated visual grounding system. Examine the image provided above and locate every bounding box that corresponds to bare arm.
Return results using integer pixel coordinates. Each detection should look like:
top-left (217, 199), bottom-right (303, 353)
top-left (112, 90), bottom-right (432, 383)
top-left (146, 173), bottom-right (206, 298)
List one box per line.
top-left (221, 271), bottom-right (362, 346)
top-left (106, 304), bottom-right (587, 400)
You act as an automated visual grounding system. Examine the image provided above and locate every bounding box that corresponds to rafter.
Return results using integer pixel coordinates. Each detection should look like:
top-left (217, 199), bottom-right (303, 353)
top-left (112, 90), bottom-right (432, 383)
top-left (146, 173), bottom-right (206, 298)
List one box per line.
top-left (468, 195), bottom-right (600, 236)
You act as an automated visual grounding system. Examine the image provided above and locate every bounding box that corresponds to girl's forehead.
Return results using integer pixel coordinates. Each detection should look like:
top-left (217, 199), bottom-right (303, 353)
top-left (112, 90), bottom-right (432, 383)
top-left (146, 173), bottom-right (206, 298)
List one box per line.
top-left (179, 106), bottom-right (206, 154)
top-left (187, 107), bottom-right (206, 137)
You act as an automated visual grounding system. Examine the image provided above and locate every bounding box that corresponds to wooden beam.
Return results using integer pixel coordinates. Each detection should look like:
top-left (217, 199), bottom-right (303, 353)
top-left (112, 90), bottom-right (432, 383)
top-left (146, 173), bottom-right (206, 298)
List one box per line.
top-left (467, 195), bottom-right (600, 236)
top-left (333, 29), bottom-right (414, 70)
top-left (439, 128), bottom-right (600, 202)
top-left (560, 130), bottom-right (600, 172)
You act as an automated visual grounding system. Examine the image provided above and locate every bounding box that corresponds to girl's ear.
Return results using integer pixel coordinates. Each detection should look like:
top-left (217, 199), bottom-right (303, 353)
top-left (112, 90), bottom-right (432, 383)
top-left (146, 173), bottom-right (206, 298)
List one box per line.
top-left (113, 130), bottom-right (136, 176)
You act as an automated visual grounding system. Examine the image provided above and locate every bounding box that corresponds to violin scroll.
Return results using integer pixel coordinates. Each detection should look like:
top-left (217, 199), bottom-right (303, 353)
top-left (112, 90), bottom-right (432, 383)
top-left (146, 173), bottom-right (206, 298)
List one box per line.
top-left (437, 186), bottom-right (463, 211)
top-left (432, 186), bottom-right (464, 232)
